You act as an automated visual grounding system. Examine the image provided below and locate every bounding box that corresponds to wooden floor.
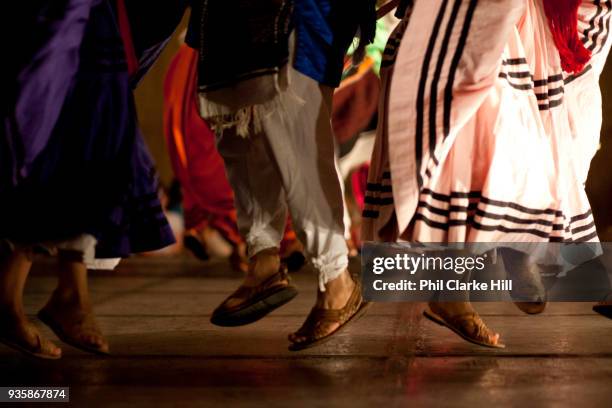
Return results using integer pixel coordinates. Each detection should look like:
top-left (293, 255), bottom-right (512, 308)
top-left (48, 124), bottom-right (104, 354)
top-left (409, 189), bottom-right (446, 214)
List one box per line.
top-left (1, 257), bottom-right (611, 407)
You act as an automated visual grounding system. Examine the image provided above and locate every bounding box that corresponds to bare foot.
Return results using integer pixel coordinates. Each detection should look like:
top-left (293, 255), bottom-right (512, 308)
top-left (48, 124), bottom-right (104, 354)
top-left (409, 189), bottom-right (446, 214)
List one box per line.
top-left (428, 301), bottom-right (502, 347)
top-left (288, 269), bottom-right (356, 345)
top-left (0, 309), bottom-right (62, 359)
top-left (38, 291), bottom-right (109, 354)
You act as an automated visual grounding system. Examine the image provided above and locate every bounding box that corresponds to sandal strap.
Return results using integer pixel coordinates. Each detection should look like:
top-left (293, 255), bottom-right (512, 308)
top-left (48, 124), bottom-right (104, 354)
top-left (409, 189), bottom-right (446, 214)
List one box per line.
top-left (260, 265), bottom-right (290, 286)
top-left (35, 334), bottom-right (58, 356)
top-left (32, 333), bottom-right (43, 353)
top-left (25, 332), bottom-right (54, 356)
top-left (227, 266), bottom-right (290, 300)
top-left (446, 312), bottom-right (495, 343)
top-left (292, 280), bottom-right (363, 340)
top-left (310, 282), bottom-right (362, 321)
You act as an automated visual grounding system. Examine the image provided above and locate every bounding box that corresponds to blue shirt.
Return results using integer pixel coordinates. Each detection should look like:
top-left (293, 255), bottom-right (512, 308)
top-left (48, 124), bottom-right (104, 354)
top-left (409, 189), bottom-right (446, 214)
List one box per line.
top-left (293, 0), bottom-right (360, 87)
top-left (185, 0), bottom-right (366, 88)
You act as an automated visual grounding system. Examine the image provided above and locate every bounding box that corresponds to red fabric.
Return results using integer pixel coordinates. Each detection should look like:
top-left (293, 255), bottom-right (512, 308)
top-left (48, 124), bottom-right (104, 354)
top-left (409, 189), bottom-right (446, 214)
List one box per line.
top-left (332, 57), bottom-right (380, 144)
top-left (164, 45), bottom-right (240, 243)
top-left (116, 0), bottom-right (139, 76)
top-left (543, 0), bottom-right (591, 73)
top-left (351, 164), bottom-right (370, 211)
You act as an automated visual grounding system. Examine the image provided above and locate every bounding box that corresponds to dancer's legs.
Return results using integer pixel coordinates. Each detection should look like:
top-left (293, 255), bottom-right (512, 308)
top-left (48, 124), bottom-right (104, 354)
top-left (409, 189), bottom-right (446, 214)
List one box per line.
top-left (256, 66), bottom-right (356, 342)
top-left (0, 249), bottom-right (62, 358)
top-left (427, 250), bottom-right (503, 347)
top-left (213, 124), bottom-right (291, 313)
top-left (39, 252), bottom-right (109, 354)
top-left (213, 65), bottom-right (359, 339)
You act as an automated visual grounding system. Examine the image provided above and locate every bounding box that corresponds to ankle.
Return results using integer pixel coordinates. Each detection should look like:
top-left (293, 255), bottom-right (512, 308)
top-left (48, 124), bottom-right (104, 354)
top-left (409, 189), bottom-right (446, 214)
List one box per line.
top-left (49, 288), bottom-right (91, 310)
top-left (248, 248), bottom-right (281, 280)
top-left (317, 270), bottom-right (355, 308)
top-left (323, 270), bottom-right (354, 293)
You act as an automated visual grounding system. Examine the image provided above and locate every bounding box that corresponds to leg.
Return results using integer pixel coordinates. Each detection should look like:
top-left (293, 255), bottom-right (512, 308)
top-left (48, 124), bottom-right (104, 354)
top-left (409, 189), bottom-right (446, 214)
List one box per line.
top-left (425, 302), bottom-right (503, 348)
top-left (0, 250), bottom-right (31, 317)
top-left (425, 250), bottom-right (503, 348)
top-left (0, 249), bottom-right (62, 359)
top-left (257, 66), bottom-right (364, 346)
top-left (210, 127), bottom-right (298, 326)
top-left (216, 127), bottom-right (288, 267)
top-left (210, 211), bottom-right (249, 273)
top-left (38, 252), bottom-right (109, 354)
top-left (499, 247), bottom-right (547, 315)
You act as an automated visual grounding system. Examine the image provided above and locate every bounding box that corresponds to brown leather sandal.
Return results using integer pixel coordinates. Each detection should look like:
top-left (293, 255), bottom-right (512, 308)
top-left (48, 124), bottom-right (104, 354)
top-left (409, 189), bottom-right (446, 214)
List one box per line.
top-left (37, 309), bottom-right (110, 356)
top-left (288, 279), bottom-right (370, 351)
top-left (423, 308), bottom-right (505, 349)
top-left (211, 266), bottom-right (298, 327)
top-left (0, 329), bottom-right (61, 360)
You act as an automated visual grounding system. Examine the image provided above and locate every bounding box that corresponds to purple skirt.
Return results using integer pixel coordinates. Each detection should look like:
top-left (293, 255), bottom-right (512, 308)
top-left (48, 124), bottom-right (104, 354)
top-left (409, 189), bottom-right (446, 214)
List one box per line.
top-left (0, 0), bottom-right (175, 258)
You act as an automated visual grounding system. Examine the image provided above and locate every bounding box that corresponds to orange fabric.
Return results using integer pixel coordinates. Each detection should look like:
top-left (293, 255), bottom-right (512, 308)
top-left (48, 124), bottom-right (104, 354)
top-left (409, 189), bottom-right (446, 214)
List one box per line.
top-left (164, 45), bottom-right (238, 242)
